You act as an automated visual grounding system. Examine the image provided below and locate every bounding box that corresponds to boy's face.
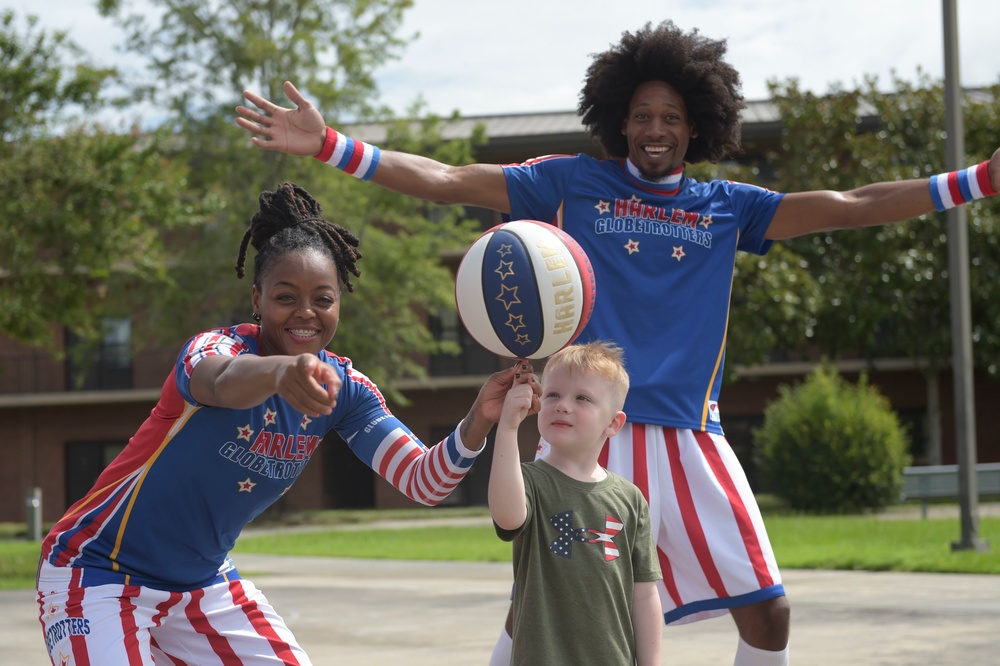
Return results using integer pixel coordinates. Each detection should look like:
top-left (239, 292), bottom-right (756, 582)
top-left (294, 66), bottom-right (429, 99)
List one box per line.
top-left (621, 80), bottom-right (698, 180)
top-left (538, 364), bottom-right (624, 452)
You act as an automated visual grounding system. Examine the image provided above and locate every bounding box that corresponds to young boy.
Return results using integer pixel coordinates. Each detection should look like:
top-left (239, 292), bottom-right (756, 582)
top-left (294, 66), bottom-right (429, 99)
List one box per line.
top-left (490, 341), bottom-right (662, 665)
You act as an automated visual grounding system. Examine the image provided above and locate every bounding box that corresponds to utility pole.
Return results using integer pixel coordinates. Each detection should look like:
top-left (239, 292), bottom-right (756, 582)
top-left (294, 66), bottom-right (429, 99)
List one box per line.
top-left (941, 0), bottom-right (988, 552)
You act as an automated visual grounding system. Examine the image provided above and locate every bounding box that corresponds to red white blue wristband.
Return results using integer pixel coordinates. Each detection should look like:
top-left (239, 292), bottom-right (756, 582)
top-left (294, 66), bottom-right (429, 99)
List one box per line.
top-left (313, 126), bottom-right (381, 181)
top-left (929, 161), bottom-right (997, 211)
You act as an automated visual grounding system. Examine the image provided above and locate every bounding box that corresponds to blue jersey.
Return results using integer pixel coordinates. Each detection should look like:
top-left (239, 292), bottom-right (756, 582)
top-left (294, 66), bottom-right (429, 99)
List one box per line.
top-left (41, 324), bottom-right (481, 590)
top-left (504, 155), bottom-right (784, 433)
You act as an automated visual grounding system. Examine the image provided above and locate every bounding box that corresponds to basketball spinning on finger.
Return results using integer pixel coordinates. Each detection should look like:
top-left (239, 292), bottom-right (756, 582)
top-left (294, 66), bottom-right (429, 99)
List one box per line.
top-left (455, 220), bottom-right (596, 360)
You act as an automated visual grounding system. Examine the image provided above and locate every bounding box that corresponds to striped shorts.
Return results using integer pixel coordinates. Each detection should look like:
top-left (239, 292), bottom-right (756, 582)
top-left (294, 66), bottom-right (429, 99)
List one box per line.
top-left (36, 560), bottom-right (312, 665)
top-left (539, 423), bottom-right (785, 625)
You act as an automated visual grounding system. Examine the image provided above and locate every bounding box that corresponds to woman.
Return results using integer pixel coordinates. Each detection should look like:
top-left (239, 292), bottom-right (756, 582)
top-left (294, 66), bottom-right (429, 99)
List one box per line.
top-left (37, 181), bottom-right (532, 665)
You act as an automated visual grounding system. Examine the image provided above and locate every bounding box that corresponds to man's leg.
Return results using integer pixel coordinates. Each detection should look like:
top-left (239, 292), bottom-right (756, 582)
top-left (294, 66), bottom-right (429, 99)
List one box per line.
top-left (730, 596), bottom-right (790, 665)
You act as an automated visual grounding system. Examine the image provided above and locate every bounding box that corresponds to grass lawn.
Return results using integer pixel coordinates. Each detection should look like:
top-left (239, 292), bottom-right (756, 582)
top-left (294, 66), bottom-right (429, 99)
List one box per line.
top-left (4, 502), bottom-right (997, 590)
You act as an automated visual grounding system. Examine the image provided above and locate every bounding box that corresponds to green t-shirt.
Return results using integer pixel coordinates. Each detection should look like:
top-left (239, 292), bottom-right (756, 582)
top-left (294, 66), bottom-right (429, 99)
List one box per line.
top-left (495, 459), bottom-right (661, 665)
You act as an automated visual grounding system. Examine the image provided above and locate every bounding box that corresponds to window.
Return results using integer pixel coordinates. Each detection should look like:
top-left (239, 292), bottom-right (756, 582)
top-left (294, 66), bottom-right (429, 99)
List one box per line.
top-left (64, 440), bottom-right (127, 509)
top-left (65, 318), bottom-right (133, 391)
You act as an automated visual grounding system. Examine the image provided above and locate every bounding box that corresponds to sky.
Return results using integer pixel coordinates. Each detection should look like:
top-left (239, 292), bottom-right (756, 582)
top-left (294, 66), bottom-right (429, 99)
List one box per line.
top-left (4, 0), bottom-right (999, 120)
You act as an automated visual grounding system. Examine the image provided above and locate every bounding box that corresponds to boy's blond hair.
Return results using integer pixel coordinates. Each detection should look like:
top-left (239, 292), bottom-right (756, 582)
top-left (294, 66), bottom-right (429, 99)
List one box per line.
top-left (544, 341), bottom-right (630, 410)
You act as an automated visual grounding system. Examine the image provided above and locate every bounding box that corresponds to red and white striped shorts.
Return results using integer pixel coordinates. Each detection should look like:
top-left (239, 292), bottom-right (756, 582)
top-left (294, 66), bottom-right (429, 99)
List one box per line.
top-left (36, 561), bottom-right (312, 665)
top-left (538, 423), bottom-right (785, 625)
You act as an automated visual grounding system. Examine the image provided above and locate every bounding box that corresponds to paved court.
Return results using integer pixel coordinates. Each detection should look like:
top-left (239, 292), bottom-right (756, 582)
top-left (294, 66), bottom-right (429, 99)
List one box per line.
top-left (6, 553), bottom-right (999, 665)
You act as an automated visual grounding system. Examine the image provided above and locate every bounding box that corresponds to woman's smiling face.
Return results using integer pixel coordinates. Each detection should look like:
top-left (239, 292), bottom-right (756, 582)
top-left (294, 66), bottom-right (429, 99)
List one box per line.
top-left (251, 248), bottom-right (341, 357)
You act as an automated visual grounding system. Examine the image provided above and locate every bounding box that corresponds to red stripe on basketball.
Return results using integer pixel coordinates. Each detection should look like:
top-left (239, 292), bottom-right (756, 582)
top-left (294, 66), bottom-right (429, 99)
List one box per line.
top-left (665, 429), bottom-right (728, 598)
top-left (694, 431), bottom-right (774, 587)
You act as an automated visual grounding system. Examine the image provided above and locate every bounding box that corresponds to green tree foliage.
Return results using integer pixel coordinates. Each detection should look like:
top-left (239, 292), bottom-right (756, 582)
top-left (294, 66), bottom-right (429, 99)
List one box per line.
top-left (97, 0), bottom-right (412, 121)
top-left (0, 10), bottom-right (210, 352)
top-left (97, 0), bottom-right (483, 395)
top-left (767, 73), bottom-right (1000, 375)
top-left (755, 365), bottom-right (911, 513)
top-left (0, 10), bottom-right (113, 138)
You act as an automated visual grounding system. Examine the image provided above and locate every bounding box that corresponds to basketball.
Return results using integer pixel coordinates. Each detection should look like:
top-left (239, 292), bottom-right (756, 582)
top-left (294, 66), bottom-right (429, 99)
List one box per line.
top-left (455, 220), bottom-right (596, 359)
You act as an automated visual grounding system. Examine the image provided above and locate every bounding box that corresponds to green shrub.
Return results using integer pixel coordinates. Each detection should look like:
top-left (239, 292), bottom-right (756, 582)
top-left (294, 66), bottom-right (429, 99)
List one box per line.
top-left (754, 365), bottom-right (910, 513)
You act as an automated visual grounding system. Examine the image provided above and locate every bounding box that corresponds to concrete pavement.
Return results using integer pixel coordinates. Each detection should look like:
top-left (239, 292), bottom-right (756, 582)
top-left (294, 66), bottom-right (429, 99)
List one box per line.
top-left (5, 553), bottom-right (1000, 665)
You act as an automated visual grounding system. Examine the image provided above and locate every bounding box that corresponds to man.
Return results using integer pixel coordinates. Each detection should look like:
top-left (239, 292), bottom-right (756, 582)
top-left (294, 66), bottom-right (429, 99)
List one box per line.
top-left (235, 20), bottom-right (999, 665)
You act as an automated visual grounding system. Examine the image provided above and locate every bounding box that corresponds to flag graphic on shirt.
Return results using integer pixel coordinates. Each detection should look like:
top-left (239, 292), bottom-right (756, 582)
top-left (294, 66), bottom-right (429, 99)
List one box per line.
top-left (549, 511), bottom-right (623, 561)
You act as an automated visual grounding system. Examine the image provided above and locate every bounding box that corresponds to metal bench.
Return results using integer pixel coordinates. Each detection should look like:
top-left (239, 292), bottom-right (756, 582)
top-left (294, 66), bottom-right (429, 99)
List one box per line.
top-left (901, 462), bottom-right (1000, 518)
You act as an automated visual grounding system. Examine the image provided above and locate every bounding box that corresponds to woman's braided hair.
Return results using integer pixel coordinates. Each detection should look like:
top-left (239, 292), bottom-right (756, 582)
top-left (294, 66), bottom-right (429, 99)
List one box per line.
top-left (578, 20), bottom-right (745, 164)
top-left (235, 182), bottom-right (362, 292)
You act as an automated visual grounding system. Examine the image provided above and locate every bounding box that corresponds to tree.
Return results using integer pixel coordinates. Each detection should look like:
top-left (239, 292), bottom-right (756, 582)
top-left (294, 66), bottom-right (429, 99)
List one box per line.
top-left (755, 364), bottom-right (910, 513)
top-left (765, 73), bottom-right (1000, 460)
top-left (97, 0), bottom-right (484, 396)
top-left (0, 10), bottom-right (210, 353)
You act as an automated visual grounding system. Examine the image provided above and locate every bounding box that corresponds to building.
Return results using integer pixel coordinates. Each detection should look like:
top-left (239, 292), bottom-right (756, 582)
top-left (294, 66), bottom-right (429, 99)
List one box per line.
top-left (3, 100), bottom-right (999, 525)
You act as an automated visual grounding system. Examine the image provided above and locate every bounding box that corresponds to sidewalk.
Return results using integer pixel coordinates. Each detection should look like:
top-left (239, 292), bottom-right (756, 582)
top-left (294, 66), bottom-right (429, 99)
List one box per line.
top-left (6, 553), bottom-right (999, 664)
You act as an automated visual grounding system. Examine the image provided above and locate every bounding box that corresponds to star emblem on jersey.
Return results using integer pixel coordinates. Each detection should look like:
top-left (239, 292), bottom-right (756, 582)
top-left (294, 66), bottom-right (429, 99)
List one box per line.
top-left (700, 214), bottom-right (714, 229)
top-left (300, 414), bottom-right (312, 430)
top-left (624, 238), bottom-right (640, 254)
top-left (237, 424), bottom-right (254, 441)
top-left (263, 408), bottom-right (278, 427)
top-left (548, 510), bottom-right (623, 561)
top-left (238, 477), bottom-right (257, 493)
top-left (594, 199), bottom-right (611, 214)
top-left (672, 246), bottom-right (686, 261)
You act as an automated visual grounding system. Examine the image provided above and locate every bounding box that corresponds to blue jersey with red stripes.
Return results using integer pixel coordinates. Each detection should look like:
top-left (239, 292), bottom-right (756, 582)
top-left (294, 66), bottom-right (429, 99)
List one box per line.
top-left (41, 323), bottom-right (480, 591)
top-left (503, 155), bottom-right (784, 434)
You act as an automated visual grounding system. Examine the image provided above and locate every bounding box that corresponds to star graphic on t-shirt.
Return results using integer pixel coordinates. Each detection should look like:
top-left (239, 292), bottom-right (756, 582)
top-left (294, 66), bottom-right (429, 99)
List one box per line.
top-left (624, 239), bottom-right (640, 254)
top-left (594, 199), bottom-right (611, 214)
top-left (263, 407), bottom-right (278, 427)
top-left (699, 214), bottom-right (714, 229)
top-left (300, 414), bottom-right (313, 430)
top-left (238, 477), bottom-right (256, 493)
top-left (672, 246), bottom-right (686, 261)
top-left (494, 260), bottom-right (515, 280)
top-left (236, 424), bottom-right (254, 442)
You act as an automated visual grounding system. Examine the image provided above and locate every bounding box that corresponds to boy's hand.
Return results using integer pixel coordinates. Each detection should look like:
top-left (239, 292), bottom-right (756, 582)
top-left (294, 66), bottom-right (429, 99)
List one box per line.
top-left (499, 381), bottom-right (536, 430)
